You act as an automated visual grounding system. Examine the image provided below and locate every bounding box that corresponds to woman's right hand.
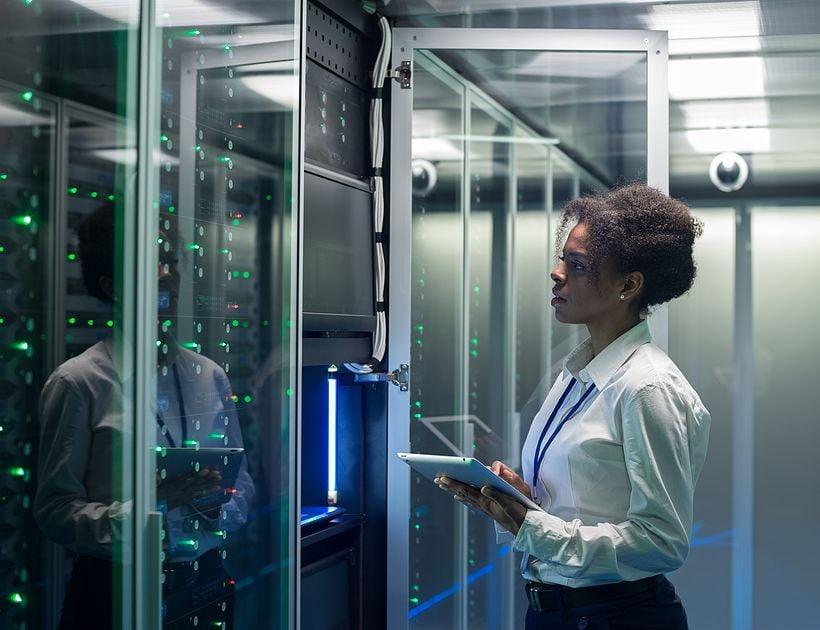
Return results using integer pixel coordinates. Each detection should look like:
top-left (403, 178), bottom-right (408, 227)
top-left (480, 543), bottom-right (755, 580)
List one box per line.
top-left (490, 461), bottom-right (531, 497)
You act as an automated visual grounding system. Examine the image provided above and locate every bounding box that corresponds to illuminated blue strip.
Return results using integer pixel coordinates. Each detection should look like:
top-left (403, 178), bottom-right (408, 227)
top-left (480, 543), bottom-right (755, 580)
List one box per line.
top-left (328, 375), bottom-right (337, 495)
top-left (408, 545), bottom-right (511, 620)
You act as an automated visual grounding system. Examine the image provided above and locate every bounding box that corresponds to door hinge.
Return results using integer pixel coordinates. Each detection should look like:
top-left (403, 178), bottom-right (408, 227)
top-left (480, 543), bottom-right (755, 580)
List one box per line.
top-left (389, 363), bottom-right (410, 390)
top-left (351, 363), bottom-right (410, 391)
top-left (389, 60), bottom-right (412, 89)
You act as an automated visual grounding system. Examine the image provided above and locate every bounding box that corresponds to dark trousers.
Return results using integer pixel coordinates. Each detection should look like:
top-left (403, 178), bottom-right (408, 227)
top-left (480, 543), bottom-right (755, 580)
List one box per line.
top-left (524, 576), bottom-right (688, 630)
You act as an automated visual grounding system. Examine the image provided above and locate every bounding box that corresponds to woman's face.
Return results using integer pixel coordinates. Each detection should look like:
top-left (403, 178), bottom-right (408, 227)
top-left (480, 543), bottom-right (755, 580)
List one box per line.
top-left (550, 222), bottom-right (624, 325)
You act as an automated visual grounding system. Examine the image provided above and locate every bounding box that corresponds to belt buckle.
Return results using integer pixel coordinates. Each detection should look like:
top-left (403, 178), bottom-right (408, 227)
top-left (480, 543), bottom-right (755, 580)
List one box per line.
top-left (526, 584), bottom-right (543, 612)
top-left (526, 582), bottom-right (544, 612)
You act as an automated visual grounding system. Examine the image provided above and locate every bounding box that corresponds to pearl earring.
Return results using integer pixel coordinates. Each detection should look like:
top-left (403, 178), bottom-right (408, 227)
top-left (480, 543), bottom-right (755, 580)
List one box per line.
top-left (619, 294), bottom-right (625, 300)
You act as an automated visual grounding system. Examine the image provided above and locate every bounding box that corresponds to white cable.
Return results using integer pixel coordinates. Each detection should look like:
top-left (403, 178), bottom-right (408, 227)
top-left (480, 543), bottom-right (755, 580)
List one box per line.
top-left (346, 15), bottom-right (391, 374)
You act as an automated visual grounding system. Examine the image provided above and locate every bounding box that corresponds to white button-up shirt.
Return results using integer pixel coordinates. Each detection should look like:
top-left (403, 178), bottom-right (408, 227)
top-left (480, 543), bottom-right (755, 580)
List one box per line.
top-left (513, 319), bottom-right (710, 586)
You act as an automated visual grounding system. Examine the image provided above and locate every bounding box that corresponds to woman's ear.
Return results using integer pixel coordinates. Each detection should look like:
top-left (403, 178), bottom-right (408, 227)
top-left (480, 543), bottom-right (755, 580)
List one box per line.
top-left (620, 271), bottom-right (644, 302)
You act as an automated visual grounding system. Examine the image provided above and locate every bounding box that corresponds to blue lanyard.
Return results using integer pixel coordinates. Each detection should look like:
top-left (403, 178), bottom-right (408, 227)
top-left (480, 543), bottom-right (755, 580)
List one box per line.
top-left (156, 363), bottom-right (188, 448)
top-left (531, 378), bottom-right (597, 501)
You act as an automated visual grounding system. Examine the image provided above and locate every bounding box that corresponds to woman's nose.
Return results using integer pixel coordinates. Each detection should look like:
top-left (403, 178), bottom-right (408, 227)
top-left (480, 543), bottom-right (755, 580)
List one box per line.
top-left (550, 264), bottom-right (565, 284)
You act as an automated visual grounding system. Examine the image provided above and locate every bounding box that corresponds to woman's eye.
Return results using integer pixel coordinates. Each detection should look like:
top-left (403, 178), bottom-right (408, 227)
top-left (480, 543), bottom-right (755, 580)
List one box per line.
top-left (572, 262), bottom-right (586, 271)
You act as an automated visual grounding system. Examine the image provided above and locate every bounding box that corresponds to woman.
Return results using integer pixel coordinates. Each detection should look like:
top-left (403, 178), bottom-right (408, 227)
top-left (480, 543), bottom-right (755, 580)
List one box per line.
top-left (436, 183), bottom-right (710, 629)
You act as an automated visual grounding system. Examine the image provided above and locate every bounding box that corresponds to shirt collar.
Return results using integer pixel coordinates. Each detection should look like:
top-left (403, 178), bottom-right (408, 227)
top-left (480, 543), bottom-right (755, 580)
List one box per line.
top-left (563, 319), bottom-right (652, 389)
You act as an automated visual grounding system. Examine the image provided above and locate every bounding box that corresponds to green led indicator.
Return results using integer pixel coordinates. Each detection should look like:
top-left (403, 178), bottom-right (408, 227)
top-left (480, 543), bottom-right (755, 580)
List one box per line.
top-left (13, 215), bottom-right (32, 226)
top-left (182, 440), bottom-right (199, 447)
top-left (218, 156), bottom-right (231, 163)
top-left (414, 401), bottom-right (421, 408)
top-left (414, 523), bottom-right (420, 530)
top-left (242, 322), bottom-right (249, 329)
top-left (185, 30), bottom-right (201, 36)
top-left (183, 341), bottom-right (198, 349)
top-left (178, 538), bottom-right (197, 547)
top-left (156, 340), bottom-right (162, 347)
top-left (416, 325), bottom-right (424, 331)
top-left (0, 173), bottom-right (8, 180)
top-left (468, 559), bottom-right (475, 566)
top-left (285, 388), bottom-right (293, 396)
top-left (223, 44), bottom-right (232, 51)
top-left (106, 320), bottom-right (114, 328)
top-left (209, 433), bottom-right (225, 440)
top-left (8, 467), bottom-right (25, 477)
top-left (0, 247), bottom-right (4, 253)
top-left (471, 337), bottom-right (479, 345)
top-left (243, 395), bottom-right (252, 403)
top-left (68, 186), bottom-right (78, 194)
top-left (416, 339), bottom-right (422, 346)
top-left (473, 285), bottom-right (480, 293)
top-left (265, 194), bottom-right (272, 201)
top-left (68, 317), bottom-right (76, 325)
top-left (160, 134), bottom-right (169, 142)
top-left (231, 319), bottom-right (239, 327)
top-left (470, 349), bottom-right (478, 357)
top-left (211, 529), bottom-right (225, 537)
top-left (232, 218), bottom-right (241, 226)
top-left (107, 194), bottom-right (115, 201)
top-left (413, 413), bottom-right (422, 419)
top-left (21, 91), bottom-right (33, 102)
top-left (231, 271), bottom-right (239, 278)
top-left (90, 191), bottom-right (98, 198)
top-left (218, 249), bottom-right (229, 254)
top-left (154, 445), bottom-right (164, 453)
top-left (410, 597), bottom-right (419, 605)
top-left (185, 243), bottom-right (200, 250)
top-left (242, 271), bottom-right (250, 279)
top-left (163, 319), bottom-right (172, 328)
top-left (87, 319), bottom-right (94, 327)
top-left (413, 585), bottom-right (419, 591)
top-left (12, 342), bottom-right (29, 351)
top-left (67, 253), bottom-right (76, 261)
top-left (218, 341), bottom-right (227, 347)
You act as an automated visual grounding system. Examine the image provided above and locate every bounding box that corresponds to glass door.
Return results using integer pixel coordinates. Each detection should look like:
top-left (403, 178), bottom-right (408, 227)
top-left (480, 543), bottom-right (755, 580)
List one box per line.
top-left (388, 28), bottom-right (668, 629)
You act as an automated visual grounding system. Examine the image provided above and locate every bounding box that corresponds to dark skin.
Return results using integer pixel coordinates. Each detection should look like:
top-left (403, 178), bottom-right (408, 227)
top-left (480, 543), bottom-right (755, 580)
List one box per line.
top-left (435, 222), bottom-right (645, 534)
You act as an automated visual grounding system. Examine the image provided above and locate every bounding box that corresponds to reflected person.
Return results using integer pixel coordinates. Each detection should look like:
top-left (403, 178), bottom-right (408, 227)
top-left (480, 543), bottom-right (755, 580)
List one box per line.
top-left (436, 184), bottom-right (710, 629)
top-left (34, 205), bottom-right (253, 629)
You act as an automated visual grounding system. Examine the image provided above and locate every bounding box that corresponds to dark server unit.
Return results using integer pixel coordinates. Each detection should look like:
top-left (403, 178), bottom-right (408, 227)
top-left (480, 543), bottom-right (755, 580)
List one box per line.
top-left (299, 3), bottom-right (389, 630)
top-left (0, 85), bottom-right (53, 629)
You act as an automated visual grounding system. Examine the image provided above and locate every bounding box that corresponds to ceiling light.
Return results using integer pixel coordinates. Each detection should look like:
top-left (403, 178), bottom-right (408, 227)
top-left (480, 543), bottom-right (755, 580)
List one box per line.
top-left (686, 127), bottom-right (770, 154)
top-left (669, 57), bottom-right (765, 101)
top-left (680, 99), bottom-right (769, 129)
top-left (643, 1), bottom-right (761, 41)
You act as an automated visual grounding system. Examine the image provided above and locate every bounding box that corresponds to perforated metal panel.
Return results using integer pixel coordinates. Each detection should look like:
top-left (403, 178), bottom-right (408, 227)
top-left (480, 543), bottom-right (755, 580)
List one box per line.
top-left (306, 2), bottom-right (372, 89)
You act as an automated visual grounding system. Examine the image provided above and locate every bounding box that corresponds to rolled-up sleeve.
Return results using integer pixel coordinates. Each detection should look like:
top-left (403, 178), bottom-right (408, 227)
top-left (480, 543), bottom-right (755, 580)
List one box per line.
top-left (513, 380), bottom-right (701, 582)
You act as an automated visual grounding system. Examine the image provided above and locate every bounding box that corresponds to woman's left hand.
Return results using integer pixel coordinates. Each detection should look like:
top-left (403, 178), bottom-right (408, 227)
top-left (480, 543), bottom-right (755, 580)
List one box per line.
top-left (435, 476), bottom-right (528, 535)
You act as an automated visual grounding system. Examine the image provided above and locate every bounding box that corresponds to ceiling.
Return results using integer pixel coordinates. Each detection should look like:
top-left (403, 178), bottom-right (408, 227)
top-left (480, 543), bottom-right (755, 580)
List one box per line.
top-left (378, 0), bottom-right (820, 198)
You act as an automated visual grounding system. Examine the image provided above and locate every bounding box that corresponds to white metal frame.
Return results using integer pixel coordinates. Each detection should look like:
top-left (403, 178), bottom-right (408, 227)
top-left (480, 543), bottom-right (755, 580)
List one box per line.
top-left (388, 27), bottom-right (669, 629)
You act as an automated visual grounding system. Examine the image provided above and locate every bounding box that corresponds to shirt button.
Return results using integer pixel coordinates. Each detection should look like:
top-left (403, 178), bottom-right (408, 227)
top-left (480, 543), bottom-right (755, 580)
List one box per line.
top-left (577, 618), bottom-right (589, 630)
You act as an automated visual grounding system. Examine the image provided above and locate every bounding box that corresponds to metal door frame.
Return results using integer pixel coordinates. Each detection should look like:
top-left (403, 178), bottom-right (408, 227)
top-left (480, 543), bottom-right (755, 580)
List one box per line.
top-left (387, 27), bottom-right (669, 629)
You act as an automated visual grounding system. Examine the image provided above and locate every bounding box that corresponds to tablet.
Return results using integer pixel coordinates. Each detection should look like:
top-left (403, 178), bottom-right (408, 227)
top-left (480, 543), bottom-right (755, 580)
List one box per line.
top-left (157, 446), bottom-right (245, 493)
top-left (397, 452), bottom-right (543, 512)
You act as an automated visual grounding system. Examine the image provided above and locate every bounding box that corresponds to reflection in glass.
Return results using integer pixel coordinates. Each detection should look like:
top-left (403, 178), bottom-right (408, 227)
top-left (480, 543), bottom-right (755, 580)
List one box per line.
top-left (152, 5), bottom-right (298, 626)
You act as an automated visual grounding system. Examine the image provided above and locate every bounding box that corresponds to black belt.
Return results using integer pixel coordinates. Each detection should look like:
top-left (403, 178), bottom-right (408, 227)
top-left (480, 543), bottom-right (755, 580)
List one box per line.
top-left (525, 575), bottom-right (659, 612)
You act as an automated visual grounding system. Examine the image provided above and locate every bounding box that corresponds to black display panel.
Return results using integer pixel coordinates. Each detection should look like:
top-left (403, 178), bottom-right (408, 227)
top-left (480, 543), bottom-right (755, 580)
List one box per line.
top-left (302, 170), bottom-right (375, 333)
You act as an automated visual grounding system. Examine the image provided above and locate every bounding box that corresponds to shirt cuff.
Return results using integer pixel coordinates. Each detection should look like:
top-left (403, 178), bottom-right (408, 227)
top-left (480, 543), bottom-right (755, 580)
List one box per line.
top-left (513, 509), bottom-right (566, 557)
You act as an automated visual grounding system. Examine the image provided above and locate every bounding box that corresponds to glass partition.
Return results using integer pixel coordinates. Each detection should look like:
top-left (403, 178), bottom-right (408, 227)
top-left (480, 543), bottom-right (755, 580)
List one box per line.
top-left (404, 42), bottom-right (649, 629)
top-left (150, 4), bottom-right (299, 628)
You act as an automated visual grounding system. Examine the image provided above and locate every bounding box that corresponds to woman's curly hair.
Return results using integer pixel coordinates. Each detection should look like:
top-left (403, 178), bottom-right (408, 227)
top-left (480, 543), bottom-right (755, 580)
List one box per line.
top-left (556, 183), bottom-right (703, 311)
